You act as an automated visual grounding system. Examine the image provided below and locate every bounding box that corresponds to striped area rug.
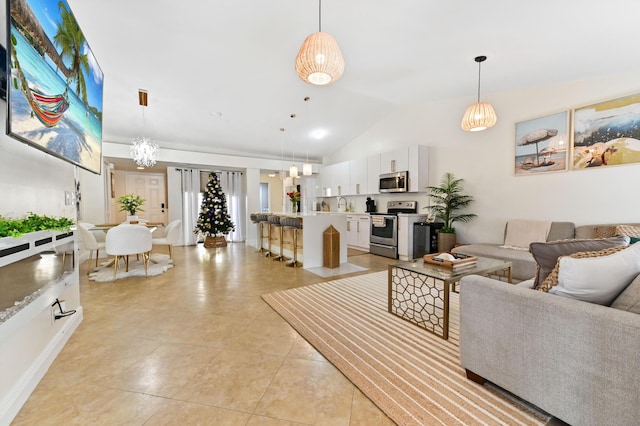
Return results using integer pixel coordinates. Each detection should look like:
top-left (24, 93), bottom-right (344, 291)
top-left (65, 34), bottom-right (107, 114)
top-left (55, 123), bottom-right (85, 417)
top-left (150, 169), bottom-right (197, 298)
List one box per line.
top-left (262, 271), bottom-right (547, 426)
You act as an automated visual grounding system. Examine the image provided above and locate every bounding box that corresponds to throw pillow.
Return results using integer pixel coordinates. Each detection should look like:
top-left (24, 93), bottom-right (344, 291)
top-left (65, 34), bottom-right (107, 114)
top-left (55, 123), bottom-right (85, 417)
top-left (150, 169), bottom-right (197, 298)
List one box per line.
top-left (539, 245), bottom-right (628, 292)
top-left (616, 225), bottom-right (640, 244)
top-left (593, 225), bottom-right (617, 239)
top-left (529, 236), bottom-right (630, 289)
top-left (544, 243), bottom-right (640, 305)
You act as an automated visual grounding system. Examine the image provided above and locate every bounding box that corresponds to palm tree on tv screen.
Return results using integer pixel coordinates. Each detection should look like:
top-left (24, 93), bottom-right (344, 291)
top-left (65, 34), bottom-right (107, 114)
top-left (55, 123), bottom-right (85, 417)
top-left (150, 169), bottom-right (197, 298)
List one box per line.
top-left (53, 1), bottom-right (89, 105)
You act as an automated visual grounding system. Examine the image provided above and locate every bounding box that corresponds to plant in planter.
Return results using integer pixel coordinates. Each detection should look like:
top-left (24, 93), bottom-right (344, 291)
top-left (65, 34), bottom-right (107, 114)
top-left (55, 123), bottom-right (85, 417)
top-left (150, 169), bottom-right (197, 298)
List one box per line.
top-left (117, 194), bottom-right (145, 221)
top-left (426, 172), bottom-right (477, 253)
top-left (0, 213), bottom-right (74, 238)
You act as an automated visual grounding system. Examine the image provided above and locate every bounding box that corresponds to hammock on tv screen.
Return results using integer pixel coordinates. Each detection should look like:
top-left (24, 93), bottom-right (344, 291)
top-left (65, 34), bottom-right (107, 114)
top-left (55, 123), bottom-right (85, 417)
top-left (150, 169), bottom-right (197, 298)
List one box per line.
top-left (28, 87), bottom-right (69, 127)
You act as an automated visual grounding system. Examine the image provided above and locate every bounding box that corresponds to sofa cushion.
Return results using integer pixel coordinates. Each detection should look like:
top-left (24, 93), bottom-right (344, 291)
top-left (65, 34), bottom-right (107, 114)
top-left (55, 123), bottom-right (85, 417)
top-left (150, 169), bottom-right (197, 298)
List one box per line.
top-left (529, 236), bottom-right (630, 289)
top-left (611, 273), bottom-right (640, 313)
top-left (542, 243), bottom-right (640, 305)
top-left (502, 220), bottom-right (551, 249)
top-left (452, 244), bottom-right (537, 281)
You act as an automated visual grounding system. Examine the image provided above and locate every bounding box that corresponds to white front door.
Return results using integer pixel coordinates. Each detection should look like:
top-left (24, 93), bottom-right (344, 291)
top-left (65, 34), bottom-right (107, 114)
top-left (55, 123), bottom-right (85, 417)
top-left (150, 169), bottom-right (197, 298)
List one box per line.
top-left (124, 173), bottom-right (167, 224)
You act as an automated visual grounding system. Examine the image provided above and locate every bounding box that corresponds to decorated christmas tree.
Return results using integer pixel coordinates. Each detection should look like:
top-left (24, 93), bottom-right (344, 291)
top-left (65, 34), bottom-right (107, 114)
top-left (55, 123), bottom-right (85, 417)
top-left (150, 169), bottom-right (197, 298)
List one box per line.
top-left (194, 173), bottom-right (235, 242)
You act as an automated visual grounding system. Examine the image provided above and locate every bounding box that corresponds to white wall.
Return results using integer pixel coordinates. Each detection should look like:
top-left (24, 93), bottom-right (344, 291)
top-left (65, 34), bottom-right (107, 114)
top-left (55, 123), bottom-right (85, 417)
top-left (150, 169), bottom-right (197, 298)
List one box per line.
top-left (328, 72), bottom-right (640, 244)
top-left (0, 117), bottom-right (77, 218)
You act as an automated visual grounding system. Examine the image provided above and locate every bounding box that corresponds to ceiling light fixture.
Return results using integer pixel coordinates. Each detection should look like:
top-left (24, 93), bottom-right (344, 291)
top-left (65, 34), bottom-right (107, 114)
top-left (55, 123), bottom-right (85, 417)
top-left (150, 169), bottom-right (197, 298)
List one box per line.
top-left (279, 128), bottom-right (287, 179)
top-left (302, 96), bottom-right (313, 176)
top-left (289, 115), bottom-right (299, 178)
top-left (295, 0), bottom-right (345, 86)
top-left (130, 89), bottom-right (159, 167)
top-left (461, 56), bottom-right (497, 132)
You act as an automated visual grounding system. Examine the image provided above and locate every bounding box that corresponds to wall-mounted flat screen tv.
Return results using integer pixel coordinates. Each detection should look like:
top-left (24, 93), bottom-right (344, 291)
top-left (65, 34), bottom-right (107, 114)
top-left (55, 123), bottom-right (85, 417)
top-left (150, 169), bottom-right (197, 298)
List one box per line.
top-left (7, 0), bottom-right (103, 174)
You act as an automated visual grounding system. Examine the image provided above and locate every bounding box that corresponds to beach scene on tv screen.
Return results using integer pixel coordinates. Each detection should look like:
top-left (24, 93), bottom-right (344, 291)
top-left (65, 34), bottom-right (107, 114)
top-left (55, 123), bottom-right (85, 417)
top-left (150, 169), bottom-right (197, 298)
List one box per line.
top-left (8, 0), bottom-right (103, 174)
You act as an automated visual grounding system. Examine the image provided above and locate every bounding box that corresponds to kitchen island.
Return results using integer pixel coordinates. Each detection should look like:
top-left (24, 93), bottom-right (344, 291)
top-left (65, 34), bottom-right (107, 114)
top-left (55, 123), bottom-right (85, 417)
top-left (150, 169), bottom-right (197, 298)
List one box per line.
top-left (255, 212), bottom-right (348, 269)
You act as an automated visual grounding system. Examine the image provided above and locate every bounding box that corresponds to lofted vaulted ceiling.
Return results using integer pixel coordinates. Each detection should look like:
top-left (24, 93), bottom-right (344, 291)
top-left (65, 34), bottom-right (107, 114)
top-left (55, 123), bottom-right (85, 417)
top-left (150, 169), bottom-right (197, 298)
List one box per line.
top-left (67, 0), bottom-right (640, 166)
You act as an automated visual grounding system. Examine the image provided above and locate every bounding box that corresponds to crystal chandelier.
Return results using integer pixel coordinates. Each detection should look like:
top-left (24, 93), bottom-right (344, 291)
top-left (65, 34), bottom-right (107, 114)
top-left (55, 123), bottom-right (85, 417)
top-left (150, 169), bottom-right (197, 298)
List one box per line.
top-left (130, 137), bottom-right (159, 168)
top-left (130, 89), bottom-right (159, 167)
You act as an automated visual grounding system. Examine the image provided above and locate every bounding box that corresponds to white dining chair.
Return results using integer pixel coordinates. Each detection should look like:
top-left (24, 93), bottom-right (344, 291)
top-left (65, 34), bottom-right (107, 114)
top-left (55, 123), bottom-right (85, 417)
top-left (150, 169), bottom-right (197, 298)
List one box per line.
top-left (152, 219), bottom-right (181, 259)
top-left (77, 223), bottom-right (106, 272)
top-left (105, 224), bottom-right (153, 280)
top-left (78, 222), bottom-right (106, 243)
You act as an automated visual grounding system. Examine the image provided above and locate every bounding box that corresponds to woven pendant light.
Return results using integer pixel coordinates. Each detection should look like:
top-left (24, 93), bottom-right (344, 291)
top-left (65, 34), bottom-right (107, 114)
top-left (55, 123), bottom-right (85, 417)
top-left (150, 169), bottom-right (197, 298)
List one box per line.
top-left (295, 0), bottom-right (345, 86)
top-left (461, 56), bottom-right (497, 132)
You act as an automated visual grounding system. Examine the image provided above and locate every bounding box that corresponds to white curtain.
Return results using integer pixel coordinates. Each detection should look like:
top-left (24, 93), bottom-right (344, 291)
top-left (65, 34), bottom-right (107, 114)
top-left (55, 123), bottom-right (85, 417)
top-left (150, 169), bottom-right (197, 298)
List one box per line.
top-left (177, 168), bottom-right (200, 246)
top-left (219, 171), bottom-right (246, 242)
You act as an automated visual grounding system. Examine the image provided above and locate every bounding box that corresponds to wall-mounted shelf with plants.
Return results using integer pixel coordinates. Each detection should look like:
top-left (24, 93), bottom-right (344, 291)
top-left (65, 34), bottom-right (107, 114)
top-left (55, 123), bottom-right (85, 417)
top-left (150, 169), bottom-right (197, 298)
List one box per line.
top-left (0, 213), bottom-right (75, 268)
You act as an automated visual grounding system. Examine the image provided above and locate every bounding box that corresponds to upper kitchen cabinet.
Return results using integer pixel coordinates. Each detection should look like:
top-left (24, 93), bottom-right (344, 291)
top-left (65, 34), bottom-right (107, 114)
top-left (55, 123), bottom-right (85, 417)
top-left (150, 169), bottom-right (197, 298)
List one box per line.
top-left (367, 155), bottom-right (380, 195)
top-left (319, 145), bottom-right (428, 196)
top-left (407, 145), bottom-right (429, 192)
top-left (349, 157), bottom-right (367, 195)
top-left (320, 162), bottom-right (350, 196)
top-left (380, 148), bottom-right (409, 174)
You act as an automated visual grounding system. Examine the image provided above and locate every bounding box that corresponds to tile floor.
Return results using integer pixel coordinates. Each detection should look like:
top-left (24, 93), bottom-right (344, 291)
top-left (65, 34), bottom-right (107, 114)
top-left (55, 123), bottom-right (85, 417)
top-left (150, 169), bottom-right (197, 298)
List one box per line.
top-left (12, 243), bottom-right (397, 425)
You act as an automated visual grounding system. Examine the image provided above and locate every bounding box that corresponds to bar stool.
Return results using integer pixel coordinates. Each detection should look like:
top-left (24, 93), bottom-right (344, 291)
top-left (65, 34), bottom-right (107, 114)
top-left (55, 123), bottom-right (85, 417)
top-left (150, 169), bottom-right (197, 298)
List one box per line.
top-left (287, 217), bottom-right (303, 268)
top-left (268, 215), bottom-right (284, 260)
top-left (257, 214), bottom-right (271, 254)
top-left (281, 217), bottom-right (296, 263)
top-left (250, 213), bottom-right (262, 252)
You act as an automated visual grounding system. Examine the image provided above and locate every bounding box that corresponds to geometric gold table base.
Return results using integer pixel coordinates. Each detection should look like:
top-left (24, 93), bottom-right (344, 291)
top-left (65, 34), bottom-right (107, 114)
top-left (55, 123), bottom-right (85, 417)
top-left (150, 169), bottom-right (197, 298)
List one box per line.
top-left (388, 266), bottom-right (450, 339)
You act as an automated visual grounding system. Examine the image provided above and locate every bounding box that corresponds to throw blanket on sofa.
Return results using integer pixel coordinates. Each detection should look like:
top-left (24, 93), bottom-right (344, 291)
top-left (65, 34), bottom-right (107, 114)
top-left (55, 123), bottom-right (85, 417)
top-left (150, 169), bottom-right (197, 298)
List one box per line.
top-left (500, 220), bottom-right (552, 250)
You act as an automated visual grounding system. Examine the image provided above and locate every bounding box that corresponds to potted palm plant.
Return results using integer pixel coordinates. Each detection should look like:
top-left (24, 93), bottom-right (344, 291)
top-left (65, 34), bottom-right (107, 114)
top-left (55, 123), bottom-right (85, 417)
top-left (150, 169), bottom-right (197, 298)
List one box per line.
top-left (426, 172), bottom-right (477, 253)
top-left (117, 194), bottom-right (145, 223)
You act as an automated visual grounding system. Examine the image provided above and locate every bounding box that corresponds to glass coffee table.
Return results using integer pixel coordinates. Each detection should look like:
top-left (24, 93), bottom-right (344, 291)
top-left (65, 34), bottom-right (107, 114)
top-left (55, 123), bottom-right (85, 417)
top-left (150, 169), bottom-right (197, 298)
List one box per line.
top-left (388, 256), bottom-right (512, 339)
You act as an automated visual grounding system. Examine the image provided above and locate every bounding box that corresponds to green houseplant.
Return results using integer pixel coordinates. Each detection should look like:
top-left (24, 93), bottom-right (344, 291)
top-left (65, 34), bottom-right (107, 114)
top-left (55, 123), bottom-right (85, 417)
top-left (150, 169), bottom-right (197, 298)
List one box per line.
top-left (117, 194), bottom-right (145, 217)
top-left (426, 172), bottom-right (476, 252)
top-left (0, 213), bottom-right (74, 238)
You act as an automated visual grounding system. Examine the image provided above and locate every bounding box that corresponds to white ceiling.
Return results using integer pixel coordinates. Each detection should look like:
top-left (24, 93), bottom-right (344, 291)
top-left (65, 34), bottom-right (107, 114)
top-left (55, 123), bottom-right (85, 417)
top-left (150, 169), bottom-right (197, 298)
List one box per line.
top-left (68, 0), bottom-right (640, 167)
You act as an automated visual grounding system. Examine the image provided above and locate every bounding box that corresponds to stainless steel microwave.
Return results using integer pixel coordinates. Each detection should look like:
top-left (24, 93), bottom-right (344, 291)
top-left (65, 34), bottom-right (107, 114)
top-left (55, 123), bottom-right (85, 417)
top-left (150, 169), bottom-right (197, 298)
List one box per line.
top-left (379, 171), bottom-right (408, 193)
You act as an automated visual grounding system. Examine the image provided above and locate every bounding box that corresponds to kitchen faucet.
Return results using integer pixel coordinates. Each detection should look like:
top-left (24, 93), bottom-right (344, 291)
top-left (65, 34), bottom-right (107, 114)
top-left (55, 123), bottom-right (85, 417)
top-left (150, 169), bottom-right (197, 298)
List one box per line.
top-left (337, 197), bottom-right (347, 212)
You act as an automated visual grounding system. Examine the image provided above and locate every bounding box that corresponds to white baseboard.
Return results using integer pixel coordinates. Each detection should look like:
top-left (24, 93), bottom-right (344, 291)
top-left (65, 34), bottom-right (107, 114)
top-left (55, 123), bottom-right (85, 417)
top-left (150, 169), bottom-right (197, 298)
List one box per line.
top-left (0, 307), bottom-right (83, 426)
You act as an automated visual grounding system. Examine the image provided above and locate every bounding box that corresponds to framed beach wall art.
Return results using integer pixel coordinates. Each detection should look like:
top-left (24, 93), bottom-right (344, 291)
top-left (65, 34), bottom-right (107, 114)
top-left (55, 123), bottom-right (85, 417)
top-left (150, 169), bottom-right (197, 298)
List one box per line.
top-left (7, 0), bottom-right (104, 174)
top-left (514, 111), bottom-right (569, 176)
top-left (572, 93), bottom-right (640, 170)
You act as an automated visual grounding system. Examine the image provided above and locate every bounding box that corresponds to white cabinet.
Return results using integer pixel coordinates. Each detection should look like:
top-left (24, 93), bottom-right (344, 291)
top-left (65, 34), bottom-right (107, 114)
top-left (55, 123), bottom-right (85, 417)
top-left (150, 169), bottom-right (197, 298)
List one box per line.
top-left (367, 155), bottom-right (380, 194)
top-left (349, 157), bottom-right (367, 195)
top-left (346, 214), bottom-right (370, 250)
top-left (337, 162), bottom-right (350, 196)
top-left (380, 148), bottom-right (409, 174)
top-left (321, 162), bottom-right (350, 196)
top-left (346, 215), bottom-right (359, 247)
top-left (407, 145), bottom-right (429, 192)
top-left (357, 215), bottom-right (370, 249)
top-left (318, 145), bottom-right (428, 197)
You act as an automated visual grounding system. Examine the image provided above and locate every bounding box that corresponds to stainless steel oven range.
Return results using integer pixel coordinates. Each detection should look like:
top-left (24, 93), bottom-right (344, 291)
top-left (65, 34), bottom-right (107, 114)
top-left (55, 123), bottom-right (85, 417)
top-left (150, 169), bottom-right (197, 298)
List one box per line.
top-left (369, 200), bottom-right (417, 259)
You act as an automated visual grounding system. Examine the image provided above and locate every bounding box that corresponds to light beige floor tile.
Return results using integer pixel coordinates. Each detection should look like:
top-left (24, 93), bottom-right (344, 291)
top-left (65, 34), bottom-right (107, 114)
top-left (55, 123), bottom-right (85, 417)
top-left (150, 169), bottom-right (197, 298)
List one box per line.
top-left (287, 335), bottom-right (328, 363)
top-left (254, 358), bottom-right (355, 425)
top-left (173, 348), bottom-right (286, 412)
top-left (144, 399), bottom-right (251, 425)
top-left (247, 414), bottom-right (311, 425)
top-left (99, 343), bottom-right (222, 397)
top-left (12, 243), bottom-right (395, 425)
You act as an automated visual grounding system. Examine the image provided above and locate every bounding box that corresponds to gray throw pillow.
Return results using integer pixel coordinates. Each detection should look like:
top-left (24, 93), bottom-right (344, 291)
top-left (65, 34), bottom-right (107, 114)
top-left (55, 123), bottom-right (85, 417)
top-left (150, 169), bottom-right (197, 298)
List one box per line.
top-left (530, 236), bottom-right (630, 289)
